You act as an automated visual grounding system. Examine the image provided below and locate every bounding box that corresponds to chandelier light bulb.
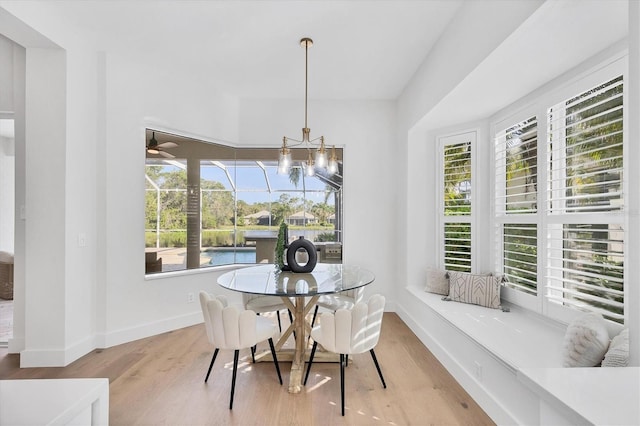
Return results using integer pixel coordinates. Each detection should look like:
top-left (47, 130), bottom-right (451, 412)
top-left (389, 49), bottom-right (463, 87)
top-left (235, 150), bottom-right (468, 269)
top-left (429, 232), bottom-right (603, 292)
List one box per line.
top-left (278, 138), bottom-right (292, 174)
top-left (315, 137), bottom-right (327, 168)
top-left (327, 159), bottom-right (338, 174)
top-left (306, 152), bottom-right (315, 176)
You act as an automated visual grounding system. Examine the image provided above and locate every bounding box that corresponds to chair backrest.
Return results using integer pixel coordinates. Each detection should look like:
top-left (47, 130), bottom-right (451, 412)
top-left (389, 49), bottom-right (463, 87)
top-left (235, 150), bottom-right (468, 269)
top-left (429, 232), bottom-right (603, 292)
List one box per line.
top-left (348, 287), bottom-right (365, 304)
top-left (199, 291), bottom-right (259, 350)
top-left (242, 292), bottom-right (264, 307)
top-left (318, 294), bottom-right (385, 355)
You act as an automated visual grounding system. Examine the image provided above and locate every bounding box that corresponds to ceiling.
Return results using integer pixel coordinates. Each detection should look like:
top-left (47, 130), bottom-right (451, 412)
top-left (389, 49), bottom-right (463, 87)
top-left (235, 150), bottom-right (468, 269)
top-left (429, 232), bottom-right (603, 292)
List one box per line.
top-left (16, 0), bottom-right (463, 100)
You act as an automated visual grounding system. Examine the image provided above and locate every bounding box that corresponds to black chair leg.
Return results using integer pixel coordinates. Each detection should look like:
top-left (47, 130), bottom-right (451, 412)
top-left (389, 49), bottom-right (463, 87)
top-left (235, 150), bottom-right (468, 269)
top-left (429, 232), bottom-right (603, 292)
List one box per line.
top-left (310, 305), bottom-right (319, 327)
top-left (307, 305), bottom-right (319, 345)
top-left (303, 341), bottom-right (318, 385)
top-left (277, 311), bottom-right (282, 332)
top-left (340, 354), bottom-right (346, 416)
top-left (204, 348), bottom-right (219, 383)
top-left (268, 338), bottom-right (283, 385)
top-left (370, 349), bottom-right (386, 388)
top-left (251, 345), bottom-right (256, 363)
top-left (230, 349), bottom-right (239, 410)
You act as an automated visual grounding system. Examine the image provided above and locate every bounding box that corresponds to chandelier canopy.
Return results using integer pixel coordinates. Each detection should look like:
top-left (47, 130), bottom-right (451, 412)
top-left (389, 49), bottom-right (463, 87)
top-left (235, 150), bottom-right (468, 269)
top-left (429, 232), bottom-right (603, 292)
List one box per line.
top-left (278, 38), bottom-right (338, 176)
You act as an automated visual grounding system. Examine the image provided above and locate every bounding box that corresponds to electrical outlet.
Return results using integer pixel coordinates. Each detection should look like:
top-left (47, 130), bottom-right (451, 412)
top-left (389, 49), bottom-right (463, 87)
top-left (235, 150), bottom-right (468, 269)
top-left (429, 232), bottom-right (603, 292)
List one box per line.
top-left (474, 361), bottom-right (482, 381)
top-left (187, 292), bottom-right (194, 303)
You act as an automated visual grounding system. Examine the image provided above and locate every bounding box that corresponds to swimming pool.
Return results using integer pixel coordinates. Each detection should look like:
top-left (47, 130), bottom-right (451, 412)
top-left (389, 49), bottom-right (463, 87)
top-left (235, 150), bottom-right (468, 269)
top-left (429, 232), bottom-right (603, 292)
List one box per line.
top-left (202, 248), bottom-right (257, 266)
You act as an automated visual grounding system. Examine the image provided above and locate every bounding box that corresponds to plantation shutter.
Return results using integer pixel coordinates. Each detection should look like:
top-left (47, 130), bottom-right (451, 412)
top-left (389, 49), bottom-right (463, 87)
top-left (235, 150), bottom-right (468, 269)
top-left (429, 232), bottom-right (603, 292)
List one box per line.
top-left (495, 117), bottom-right (538, 215)
top-left (502, 224), bottom-right (537, 295)
top-left (442, 139), bottom-right (472, 272)
top-left (546, 75), bottom-right (624, 323)
top-left (495, 117), bottom-right (539, 294)
top-left (547, 76), bottom-right (623, 214)
top-left (546, 224), bottom-right (624, 322)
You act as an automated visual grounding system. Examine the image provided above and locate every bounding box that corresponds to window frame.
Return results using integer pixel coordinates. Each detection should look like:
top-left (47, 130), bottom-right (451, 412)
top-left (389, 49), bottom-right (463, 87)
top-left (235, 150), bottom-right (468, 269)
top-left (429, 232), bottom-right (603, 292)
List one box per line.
top-left (437, 130), bottom-right (477, 273)
top-left (144, 132), bottom-right (344, 275)
top-left (491, 54), bottom-right (628, 325)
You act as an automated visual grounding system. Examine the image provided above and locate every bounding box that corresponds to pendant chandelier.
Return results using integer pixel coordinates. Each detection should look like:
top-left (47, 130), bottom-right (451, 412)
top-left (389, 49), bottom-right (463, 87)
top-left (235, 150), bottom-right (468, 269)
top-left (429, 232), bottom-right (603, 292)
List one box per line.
top-left (278, 37), bottom-right (338, 176)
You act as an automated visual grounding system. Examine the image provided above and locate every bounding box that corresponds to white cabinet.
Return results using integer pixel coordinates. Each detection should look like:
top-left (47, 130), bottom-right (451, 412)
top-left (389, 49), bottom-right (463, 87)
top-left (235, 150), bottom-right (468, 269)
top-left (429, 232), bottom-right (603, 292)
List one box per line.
top-left (0, 378), bottom-right (108, 425)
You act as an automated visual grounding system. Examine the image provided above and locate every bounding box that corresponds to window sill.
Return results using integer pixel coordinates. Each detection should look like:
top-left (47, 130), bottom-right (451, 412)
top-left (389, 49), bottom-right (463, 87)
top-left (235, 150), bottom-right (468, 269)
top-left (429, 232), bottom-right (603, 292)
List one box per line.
top-left (144, 263), bottom-right (254, 281)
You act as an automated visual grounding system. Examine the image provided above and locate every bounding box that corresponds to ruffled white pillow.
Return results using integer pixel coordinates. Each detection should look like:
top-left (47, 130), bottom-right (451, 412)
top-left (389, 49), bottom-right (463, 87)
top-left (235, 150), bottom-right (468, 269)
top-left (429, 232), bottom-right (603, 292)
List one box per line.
top-left (562, 312), bottom-right (610, 367)
top-left (425, 268), bottom-right (449, 296)
top-left (601, 328), bottom-right (629, 367)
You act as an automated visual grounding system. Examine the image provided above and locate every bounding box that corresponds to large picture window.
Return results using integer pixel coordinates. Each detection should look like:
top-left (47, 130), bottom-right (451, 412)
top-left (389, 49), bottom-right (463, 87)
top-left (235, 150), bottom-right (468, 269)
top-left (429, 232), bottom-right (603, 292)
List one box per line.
top-left (145, 131), bottom-right (343, 274)
top-left (494, 66), bottom-right (625, 324)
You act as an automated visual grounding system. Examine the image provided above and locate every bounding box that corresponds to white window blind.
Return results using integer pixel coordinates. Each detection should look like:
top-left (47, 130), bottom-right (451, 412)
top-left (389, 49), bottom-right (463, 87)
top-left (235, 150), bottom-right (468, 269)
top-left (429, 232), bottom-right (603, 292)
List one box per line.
top-left (545, 75), bottom-right (624, 323)
top-left (495, 117), bottom-right (538, 215)
top-left (548, 76), bottom-right (623, 214)
top-left (502, 224), bottom-right (537, 295)
top-left (442, 138), bottom-right (472, 273)
top-left (547, 224), bottom-right (624, 322)
top-left (444, 223), bottom-right (472, 272)
top-left (444, 142), bottom-right (472, 216)
top-left (493, 71), bottom-right (625, 323)
top-left (495, 117), bottom-right (539, 294)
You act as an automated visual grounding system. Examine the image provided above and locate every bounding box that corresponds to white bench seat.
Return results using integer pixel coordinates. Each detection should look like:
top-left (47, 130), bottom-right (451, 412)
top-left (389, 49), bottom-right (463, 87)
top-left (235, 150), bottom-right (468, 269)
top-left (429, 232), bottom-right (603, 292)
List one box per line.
top-left (414, 290), bottom-right (566, 371)
top-left (400, 285), bottom-right (638, 425)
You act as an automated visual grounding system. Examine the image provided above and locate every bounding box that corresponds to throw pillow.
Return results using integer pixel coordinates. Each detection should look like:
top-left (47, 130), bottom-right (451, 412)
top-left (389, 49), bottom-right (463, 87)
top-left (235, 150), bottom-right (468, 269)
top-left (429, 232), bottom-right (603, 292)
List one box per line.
top-left (425, 268), bottom-right (449, 296)
top-left (601, 328), bottom-right (629, 367)
top-left (447, 271), bottom-right (501, 309)
top-left (562, 312), bottom-right (610, 367)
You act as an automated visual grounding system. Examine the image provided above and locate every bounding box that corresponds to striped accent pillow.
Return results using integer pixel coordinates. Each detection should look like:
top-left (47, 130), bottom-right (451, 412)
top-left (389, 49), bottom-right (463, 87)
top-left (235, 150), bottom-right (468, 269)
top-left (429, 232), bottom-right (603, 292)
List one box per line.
top-left (448, 271), bottom-right (501, 309)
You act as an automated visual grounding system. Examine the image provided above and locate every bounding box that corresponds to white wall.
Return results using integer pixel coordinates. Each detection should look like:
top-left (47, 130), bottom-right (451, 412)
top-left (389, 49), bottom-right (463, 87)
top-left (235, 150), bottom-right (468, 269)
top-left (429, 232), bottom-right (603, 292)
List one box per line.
top-left (0, 35), bottom-right (16, 253)
top-left (0, 3), bottom-right (242, 363)
top-left (0, 123), bottom-right (14, 252)
top-left (397, 0), bottom-right (544, 297)
top-left (239, 98), bottom-right (397, 303)
top-left (99, 54), bottom-right (241, 347)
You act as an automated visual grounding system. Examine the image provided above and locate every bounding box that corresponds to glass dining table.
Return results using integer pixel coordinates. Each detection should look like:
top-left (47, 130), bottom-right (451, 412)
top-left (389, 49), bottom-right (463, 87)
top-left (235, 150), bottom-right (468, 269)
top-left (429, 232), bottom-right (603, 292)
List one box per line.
top-left (217, 263), bottom-right (375, 393)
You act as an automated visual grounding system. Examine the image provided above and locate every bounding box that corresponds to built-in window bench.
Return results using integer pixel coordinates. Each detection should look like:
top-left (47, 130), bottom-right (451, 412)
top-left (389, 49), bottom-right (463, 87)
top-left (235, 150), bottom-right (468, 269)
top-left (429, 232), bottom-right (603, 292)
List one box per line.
top-left (518, 366), bottom-right (639, 425)
top-left (399, 286), bottom-right (639, 425)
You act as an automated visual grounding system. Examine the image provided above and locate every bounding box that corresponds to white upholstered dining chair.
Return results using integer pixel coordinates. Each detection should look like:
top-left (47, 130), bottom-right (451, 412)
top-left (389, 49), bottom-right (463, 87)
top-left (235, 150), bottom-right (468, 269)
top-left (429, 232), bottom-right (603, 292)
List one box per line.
top-left (242, 293), bottom-right (293, 333)
top-left (199, 291), bottom-right (283, 409)
top-left (309, 287), bottom-right (364, 328)
top-left (304, 294), bottom-right (387, 416)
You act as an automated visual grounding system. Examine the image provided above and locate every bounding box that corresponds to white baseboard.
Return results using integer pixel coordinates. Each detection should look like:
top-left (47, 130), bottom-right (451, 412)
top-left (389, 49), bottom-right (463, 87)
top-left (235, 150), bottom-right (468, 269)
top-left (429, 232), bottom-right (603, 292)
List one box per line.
top-left (20, 334), bottom-right (97, 367)
top-left (96, 311), bottom-right (203, 349)
top-left (18, 312), bottom-right (202, 367)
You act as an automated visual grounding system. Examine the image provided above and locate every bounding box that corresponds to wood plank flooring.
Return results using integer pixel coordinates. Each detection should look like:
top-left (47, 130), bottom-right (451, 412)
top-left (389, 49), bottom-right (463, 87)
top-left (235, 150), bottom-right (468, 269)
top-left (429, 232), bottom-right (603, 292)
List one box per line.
top-left (0, 313), bottom-right (494, 425)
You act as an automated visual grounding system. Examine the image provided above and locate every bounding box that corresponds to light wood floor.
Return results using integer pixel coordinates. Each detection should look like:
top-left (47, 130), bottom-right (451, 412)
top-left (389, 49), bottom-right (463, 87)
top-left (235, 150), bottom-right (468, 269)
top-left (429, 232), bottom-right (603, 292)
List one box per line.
top-left (0, 313), bottom-right (494, 425)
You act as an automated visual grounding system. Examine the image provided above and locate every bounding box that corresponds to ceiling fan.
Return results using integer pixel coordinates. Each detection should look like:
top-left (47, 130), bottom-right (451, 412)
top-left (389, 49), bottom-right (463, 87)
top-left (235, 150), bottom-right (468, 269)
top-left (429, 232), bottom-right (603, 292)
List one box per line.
top-left (146, 131), bottom-right (178, 158)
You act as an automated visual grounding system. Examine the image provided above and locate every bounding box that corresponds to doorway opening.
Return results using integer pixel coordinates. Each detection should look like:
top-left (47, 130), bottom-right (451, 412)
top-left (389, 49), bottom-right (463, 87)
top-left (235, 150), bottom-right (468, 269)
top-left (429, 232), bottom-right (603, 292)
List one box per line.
top-left (0, 117), bottom-right (15, 345)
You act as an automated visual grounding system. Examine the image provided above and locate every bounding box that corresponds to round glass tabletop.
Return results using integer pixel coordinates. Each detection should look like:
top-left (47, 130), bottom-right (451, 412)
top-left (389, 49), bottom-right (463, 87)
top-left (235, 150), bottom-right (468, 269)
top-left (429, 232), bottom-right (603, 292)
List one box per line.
top-left (217, 263), bottom-right (375, 297)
